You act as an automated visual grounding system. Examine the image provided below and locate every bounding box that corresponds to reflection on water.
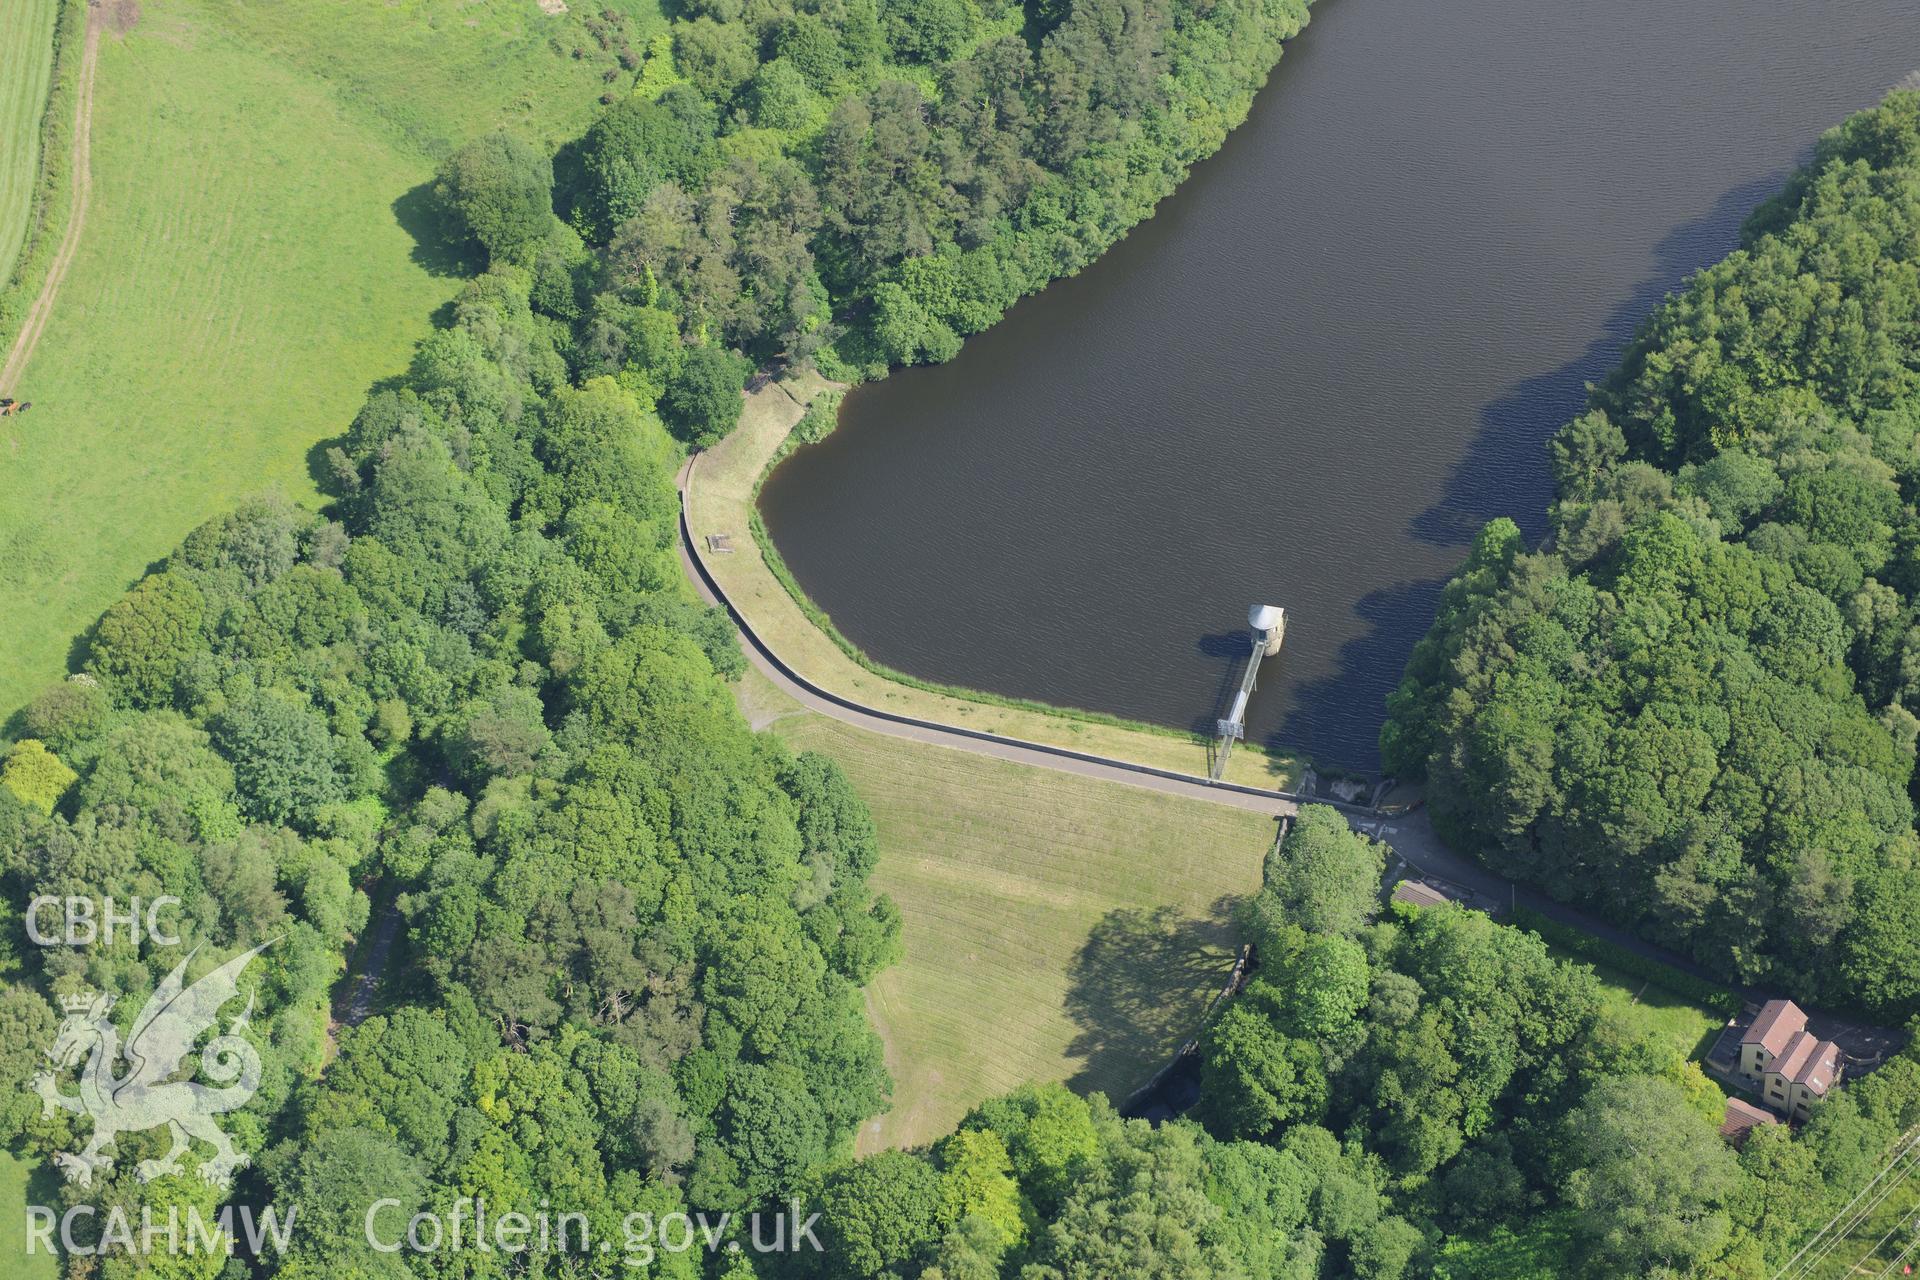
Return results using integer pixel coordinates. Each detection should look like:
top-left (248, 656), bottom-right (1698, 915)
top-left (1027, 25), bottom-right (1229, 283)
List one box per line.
top-left (759, 0), bottom-right (1917, 770)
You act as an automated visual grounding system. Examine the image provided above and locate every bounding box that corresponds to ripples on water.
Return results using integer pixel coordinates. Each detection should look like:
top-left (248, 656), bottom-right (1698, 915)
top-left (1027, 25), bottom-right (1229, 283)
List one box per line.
top-left (760, 0), bottom-right (1919, 771)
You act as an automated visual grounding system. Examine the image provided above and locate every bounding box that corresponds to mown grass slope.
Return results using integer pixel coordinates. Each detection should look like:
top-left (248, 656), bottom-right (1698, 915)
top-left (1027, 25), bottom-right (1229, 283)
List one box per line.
top-left (733, 669), bottom-right (1277, 1151)
top-left (0, 0), bottom-right (58, 280)
top-left (0, 0), bottom-right (661, 720)
top-left (689, 377), bottom-right (1306, 791)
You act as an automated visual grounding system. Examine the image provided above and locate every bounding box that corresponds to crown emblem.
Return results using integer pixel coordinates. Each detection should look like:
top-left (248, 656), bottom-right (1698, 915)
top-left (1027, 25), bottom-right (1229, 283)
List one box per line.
top-left (59, 991), bottom-right (99, 1014)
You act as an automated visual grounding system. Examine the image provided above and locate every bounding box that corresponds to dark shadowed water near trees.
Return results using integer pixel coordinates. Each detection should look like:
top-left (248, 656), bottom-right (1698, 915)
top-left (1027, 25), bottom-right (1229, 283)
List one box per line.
top-left (759, 0), bottom-right (1920, 771)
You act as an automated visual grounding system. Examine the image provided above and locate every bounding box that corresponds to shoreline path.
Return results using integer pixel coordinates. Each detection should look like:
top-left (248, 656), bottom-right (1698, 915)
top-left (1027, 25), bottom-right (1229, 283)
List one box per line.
top-left (677, 403), bottom-right (1899, 1046)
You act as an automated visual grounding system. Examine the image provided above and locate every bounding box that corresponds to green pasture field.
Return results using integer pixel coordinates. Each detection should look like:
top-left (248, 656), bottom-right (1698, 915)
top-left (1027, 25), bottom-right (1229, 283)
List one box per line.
top-left (733, 666), bottom-right (1279, 1151)
top-left (0, 0), bottom-right (661, 723)
top-left (1547, 947), bottom-right (1724, 1062)
top-left (0, 1150), bottom-right (59, 1280)
top-left (0, 0), bottom-right (58, 281)
top-left (200, 0), bottom-right (666, 157)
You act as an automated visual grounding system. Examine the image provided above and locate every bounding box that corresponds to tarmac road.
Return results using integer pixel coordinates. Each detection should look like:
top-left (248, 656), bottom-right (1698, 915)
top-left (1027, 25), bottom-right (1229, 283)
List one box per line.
top-left (678, 452), bottom-right (1905, 1051)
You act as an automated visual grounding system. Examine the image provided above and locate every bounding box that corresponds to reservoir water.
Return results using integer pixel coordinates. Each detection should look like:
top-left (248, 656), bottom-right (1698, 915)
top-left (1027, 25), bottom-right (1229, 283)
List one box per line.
top-left (758, 0), bottom-right (1920, 771)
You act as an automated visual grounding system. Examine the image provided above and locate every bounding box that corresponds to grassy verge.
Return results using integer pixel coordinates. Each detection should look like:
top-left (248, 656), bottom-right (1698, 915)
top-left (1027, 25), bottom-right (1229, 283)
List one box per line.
top-left (1512, 905), bottom-right (1740, 1018)
top-left (748, 505), bottom-right (1214, 740)
top-left (0, 0), bottom-right (81, 347)
top-left (0, 0), bottom-right (662, 721)
top-left (1562, 950), bottom-right (1725, 1061)
top-left (732, 665), bottom-right (1277, 1151)
top-left (689, 374), bottom-right (1307, 790)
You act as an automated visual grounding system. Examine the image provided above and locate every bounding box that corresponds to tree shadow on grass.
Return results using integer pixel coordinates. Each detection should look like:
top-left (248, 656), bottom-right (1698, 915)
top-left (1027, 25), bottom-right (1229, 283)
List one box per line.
top-left (299, 184), bottom-right (483, 499)
top-left (19, 1157), bottom-right (63, 1259)
top-left (392, 181), bottom-right (478, 282)
top-left (51, 548), bottom-right (174, 693)
top-left (1062, 897), bottom-right (1243, 1099)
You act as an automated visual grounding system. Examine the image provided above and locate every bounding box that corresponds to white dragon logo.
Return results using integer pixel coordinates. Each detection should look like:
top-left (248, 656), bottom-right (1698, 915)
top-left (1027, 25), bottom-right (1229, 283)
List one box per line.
top-left (33, 942), bottom-right (270, 1189)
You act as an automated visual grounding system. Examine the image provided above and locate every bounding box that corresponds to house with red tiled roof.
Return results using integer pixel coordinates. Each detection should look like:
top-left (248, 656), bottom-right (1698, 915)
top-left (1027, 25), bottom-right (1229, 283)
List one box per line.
top-left (1719, 1097), bottom-right (1778, 1148)
top-left (1739, 999), bottom-right (1843, 1120)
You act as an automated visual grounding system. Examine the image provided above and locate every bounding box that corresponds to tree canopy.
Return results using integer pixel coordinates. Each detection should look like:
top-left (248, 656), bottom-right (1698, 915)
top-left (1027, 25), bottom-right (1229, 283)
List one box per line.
top-left (0, 261), bottom-right (899, 1271)
top-left (13, 15), bottom-right (1920, 1280)
top-left (544, 0), bottom-right (1314, 442)
top-left (1383, 91), bottom-right (1920, 1021)
top-left (434, 132), bottom-right (556, 264)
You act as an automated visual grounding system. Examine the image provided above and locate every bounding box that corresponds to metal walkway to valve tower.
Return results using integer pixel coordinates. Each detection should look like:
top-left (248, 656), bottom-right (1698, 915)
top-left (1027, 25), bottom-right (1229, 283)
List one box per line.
top-left (1210, 604), bottom-right (1287, 781)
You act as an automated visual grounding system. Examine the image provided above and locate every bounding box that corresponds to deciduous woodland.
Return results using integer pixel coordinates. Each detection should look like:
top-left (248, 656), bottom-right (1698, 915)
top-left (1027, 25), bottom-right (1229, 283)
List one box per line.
top-left (478, 0), bottom-right (1312, 442)
top-left (1385, 92), bottom-right (1920, 1024)
top-left (3, 0), bottom-right (1919, 1274)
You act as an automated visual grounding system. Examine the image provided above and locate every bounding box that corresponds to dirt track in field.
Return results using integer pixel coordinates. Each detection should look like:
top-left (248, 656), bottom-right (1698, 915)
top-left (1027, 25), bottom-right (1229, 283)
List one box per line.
top-left (0, 6), bottom-right (101, 396)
